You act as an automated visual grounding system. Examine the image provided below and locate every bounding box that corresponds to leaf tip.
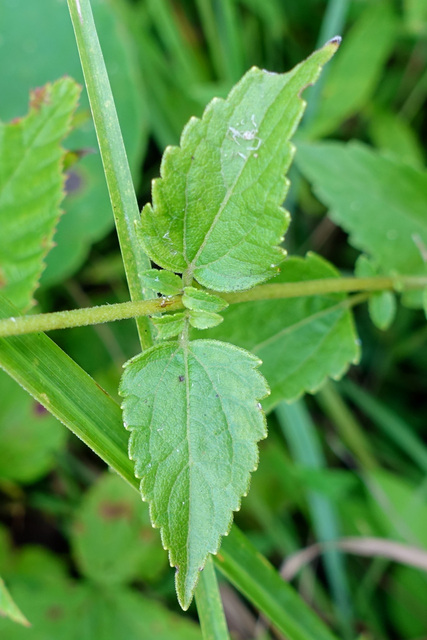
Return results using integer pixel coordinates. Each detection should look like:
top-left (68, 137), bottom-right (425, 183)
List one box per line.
top-left (327, 35), bottom-right (342, 48)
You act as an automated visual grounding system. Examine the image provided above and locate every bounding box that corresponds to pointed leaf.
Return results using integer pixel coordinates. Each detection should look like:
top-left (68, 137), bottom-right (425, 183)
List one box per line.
top-left (120, 339), bottom-right (269, 609)
top-left (202, 253), bottom-right (360, 410)
top-left (138, 39), bottom-right (340, 291)
top-left (152, 312), bottom-right (187, 340)
top-left (182, 287), bottom-right (228, 312)
top-left (0, 78), bottom-right (80, 310)
top-left (140, 269), bottom-right (183, 296)
top-left (0, 578), bottom-right (29, 627)
top-left (188, 310), bottom-right (224, 330)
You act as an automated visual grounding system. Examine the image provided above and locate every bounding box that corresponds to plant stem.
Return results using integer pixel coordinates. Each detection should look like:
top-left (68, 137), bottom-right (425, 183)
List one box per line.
top-left (67, 0), bottom-right (153, 349)
top-left (195, 556), bottom-right (231, 640)
top-left (221, 274), bottom-right (427, 303)
top-left (0, 298), bottom-right (184, 338)
top-left (1, 274), bottom-right (426, 338)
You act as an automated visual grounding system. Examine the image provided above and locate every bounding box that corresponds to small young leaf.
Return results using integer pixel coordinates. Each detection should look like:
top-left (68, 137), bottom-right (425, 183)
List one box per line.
top-left (0, 78), bottom-right (80, 310)
top-left (202, 253), bottom-right (360, 410)
top-left (355, 255), bottom-right (396, 330)
top-left (182, 287), bottom-right (228, 312)
top-left (120, 339), bottom-right (269, 609)
top-left (188, 310), bottom-right (223, 330)
top-left (138, 39), bottom-right (340, 292)
top-left (140, 269), bottom-right (183, 296)
top-left (368, 291), bottom-right (397, 331)
top-left (152, 313), bottom-right (187, 340)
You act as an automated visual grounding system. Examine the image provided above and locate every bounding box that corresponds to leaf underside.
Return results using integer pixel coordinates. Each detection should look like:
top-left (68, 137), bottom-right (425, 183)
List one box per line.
top-left (120, 339), bottom-right (269, 609)
top-left (138, 40), bottom-right (340, 292)
top-left (203, 253), bottom-right (360, 410)
top-left (0, 78), bottom-right (80, 311)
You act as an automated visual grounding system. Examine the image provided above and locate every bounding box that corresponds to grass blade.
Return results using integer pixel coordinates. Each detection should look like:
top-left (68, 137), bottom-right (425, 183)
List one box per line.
top-left (195, 556), bottom-right (231, 640)
top-left (67, 0), bottom-right (153, 348)
top-left (215, 526), bottom-right (339, 640)
top-left (276, 400), bottom-right (353, 639)
top-left (341, 380), bottom-right (427, 474)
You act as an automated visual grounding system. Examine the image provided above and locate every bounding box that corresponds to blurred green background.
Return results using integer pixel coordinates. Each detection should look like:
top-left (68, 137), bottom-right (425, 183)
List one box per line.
top-left (1, 0), bottom-right (427, 638)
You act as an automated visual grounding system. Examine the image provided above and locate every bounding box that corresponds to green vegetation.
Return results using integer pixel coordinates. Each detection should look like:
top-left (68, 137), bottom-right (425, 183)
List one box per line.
top-left (1, 1), bottom-right (427, 638)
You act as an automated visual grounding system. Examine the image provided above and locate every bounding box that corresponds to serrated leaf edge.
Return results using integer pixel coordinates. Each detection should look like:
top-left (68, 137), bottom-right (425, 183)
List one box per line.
top-left (120, 338), bottom-right (270, 609)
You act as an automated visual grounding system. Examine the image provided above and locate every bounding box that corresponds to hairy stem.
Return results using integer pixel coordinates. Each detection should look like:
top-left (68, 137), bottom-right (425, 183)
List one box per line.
top-left (0, 274), bottom-right (426, 338)
top-left (67, 0), bottom-right (153, 349)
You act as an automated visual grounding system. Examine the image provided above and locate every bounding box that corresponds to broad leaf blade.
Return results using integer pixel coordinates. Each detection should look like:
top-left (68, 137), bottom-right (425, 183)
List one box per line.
top-left (0, 78), bottom-right (80, 310)
top-left (139, 39), bottom-right (340, 292)
top-left (120, 339), bottom-right (269, 609)
top-left (203, 254), bottom-right (360, 410)
top-left (296, 141), bottom-right (427, 307)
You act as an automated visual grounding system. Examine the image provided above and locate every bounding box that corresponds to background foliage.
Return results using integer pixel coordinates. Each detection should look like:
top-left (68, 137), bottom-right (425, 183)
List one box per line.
top-left (1, 0), bottom-right (427, 638)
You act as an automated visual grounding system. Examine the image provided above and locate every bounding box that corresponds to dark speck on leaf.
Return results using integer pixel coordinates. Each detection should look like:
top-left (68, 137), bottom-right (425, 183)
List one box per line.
top-left (33, 402), bottom-right (48, 417)
top-left (46, 605), bottom-right (64, 621)
top-left (65, 170), bottom-right (83, 195)
top-left (179, 375), bottom-right (185, 382)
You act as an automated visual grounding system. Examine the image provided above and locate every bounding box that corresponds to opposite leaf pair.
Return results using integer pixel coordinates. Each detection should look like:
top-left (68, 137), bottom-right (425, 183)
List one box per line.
top-left (120, 39), bottom-right (340, 609)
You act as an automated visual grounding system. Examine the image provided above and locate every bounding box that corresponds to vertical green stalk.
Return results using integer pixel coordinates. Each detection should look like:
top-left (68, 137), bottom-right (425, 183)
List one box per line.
top-left (316, 382), bottom-right (377, 470)
top-left (276, 400), bottom-right (354, 640)
top-left (195, 556), bottom-right (231, 640)
top-left (304, 0), bottom-right (351, 125)
top-left (67, 0), bottom-right (153, 349)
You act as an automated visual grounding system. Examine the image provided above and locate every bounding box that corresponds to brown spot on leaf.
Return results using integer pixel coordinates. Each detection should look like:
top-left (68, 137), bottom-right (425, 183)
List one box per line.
top-left (139, 527), bottom-right (155, 542)
top-left (32, 402), bottom-right (48, 417)
top-left (65, 170), bottom-right (84, 195)
top-left (98, 500), bottom-right (133, 521)
top-left (0, 268), bottom-right (6, 289)
top-left (30, 86), bottom-right (50, 111)
top-left (46, 605), bottom-right (64, 621)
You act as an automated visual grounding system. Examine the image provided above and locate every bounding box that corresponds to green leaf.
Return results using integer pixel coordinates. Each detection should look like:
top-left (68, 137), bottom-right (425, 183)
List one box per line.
top-left (355, 255), bottom-right (396, 330)
top-left (368, 291), bottom-right (396, 331)
top-left (296, 141), bottom-right (427, 306)
top-left (0, 78), bottom-right (80, 310)
top-left (0, 578), bottom-right (29, 628)
top-left (404, 0), bottom-right (427, 36)
top-left (138, 39), bottom-right (339, 292)
top-left (0, 0), bottom-right (148, 287)
top-left (71, 472), bottom-right (167, 585)
top-left (140, 269), bottom-right (183, 296)
top-left (152, 312), bottom-right (187, 340)
top-left (369, 107), bottom-right (425, 170)
top-left (306, 2), bottom-right (397, 139)
top-left (203, 253), bottom-right (360, 410)
top-left (189, 310), bottom-right (224, 330)
top-left (423, 287), bottom-right (427, 319)
top-left (120, 339), bottom-right (269, 609)
top-left (0, 554), bottom-right (201, 639)
top-left (182, 287), bottom-right (228, 312)
top-left (0, 370), bottom-right (67, 484)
